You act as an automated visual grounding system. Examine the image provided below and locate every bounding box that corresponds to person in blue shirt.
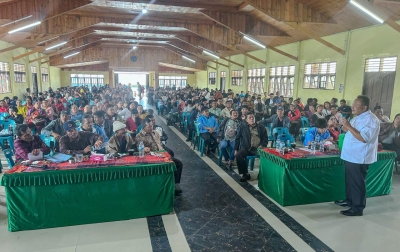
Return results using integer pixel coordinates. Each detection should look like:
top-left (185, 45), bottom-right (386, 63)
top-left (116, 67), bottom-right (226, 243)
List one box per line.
top-left (303, 118), bottom-right (333, 146)
top-left (197, 106), bottom-right (219, 155)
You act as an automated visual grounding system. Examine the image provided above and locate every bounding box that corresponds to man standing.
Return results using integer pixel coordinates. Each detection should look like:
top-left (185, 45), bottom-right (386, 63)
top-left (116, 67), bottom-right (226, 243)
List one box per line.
top-left (335, 95), bottom-right (380, 216)
top-left (235, 113), bottom-right (268, 182)
top-left (217, 110), bottom-right (239, 169)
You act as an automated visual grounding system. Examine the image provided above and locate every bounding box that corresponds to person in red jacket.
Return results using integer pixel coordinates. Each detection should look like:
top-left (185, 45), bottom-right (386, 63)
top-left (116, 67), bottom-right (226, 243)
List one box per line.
top-left (288, 104), bottom-right (301, 138)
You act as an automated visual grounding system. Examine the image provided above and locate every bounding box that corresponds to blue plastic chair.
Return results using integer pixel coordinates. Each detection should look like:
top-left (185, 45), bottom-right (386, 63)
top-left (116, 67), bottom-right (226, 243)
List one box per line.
top-left (277, 134), bottom-right (295, 145)
top-left (246, 156), bottom-right (259, 171)
top-left (218, 145), bottom-right (233, 166)
top-left (271, 127), bottom-right (290, 147)
top-left (89, 100), bottom-right (95, 106)
top-left (0, 112), bottom-right (9, 120)
top-left (194, 122), bottom-right (205, 156)
top-left (0, 119), bottom-right (16, 131)
top-left (22, 100), bottom-right (26, 105)
top-left (137, 125), bottom-right (142, 133)
top-left (301, 116), bottom-right (310, 128)
top-left (3, 148), bottom-right (15, 168)
top-left (181, 113), bottom-right (190, 134)
top-left (300, 128), bottom-right (309, 142)
top-left (0, 135), bottom-right (14, 152)
top-left (39, 134), bottom-right (56, 148)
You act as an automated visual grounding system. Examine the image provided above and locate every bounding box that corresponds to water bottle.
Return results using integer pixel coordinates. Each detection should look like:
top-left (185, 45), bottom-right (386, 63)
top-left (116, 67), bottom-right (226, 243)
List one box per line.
top-left (276, 139), bottom-right (281, 151)
top-left (320, 141), bottom-right (324, 153)
top-left (138, 141), bottom-right (145, 158)
top-left (315, 134), bottom-right (320, 143)
top-left (279, 142), bottom-right (285, 156)
top-left (311, 141), bottom-right (316, 153)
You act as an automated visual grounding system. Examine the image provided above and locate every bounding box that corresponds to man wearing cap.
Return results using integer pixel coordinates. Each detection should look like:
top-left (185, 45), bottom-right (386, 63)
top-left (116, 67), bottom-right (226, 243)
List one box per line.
top-left (106, 121), bottom-right (135, 154)
top-left (197, 106), bottom-right (219, 155)
top-left (59, 120), bottom-right (104, 155)
top-left (42, 111), bottom-right (71, 141)
top-left (220, 99), bottom-right (233, 119)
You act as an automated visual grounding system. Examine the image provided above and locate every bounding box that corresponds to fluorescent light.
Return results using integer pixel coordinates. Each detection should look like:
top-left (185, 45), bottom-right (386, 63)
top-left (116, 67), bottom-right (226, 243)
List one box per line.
top-left (142, 9), bottom-right (148, 14)
top-left (349, 0), bottom-right (384, 23)
top-left (1, 15), bottom-right (32, 27)
top-left (203, 50), bottom-right (219, 59)
top-left (132, 45), bottom-right (137, 50)
top-left (8, 21), bottom-right (41, 34)
top-left (239, 32), bottom-right (266, 48)
top-left (64, 52), bottom-right (80, 59)
top-left (183, 56), bottom-right (195, 63)
top-left (46, 41), bottom-right (67, 50)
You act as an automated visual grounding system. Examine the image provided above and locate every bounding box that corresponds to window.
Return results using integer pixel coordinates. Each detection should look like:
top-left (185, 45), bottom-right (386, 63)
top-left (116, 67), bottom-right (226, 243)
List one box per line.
top-left (231, 70), bottom-right (243, 86)
top-left (13, 63), bottom-right (26, 83)
top-left (365, 57), bottom-right (397, 72)
top-left (209, 72), bottom-right (216, 85)
top-left (303, 62), bottom-right (336, 90)
top-left (70, 74), bottom-right (105, 90)
top-left (158, 76), bottom-right (187, 89)
top-left (0, 62), bottom-right (11, 94)
top-left (269, 66), bottom-right (295, 97)
top-left (248, 68), bottom-right (265, 95)
top-left (41, 67), bottom-right (49, 82)
top-left (31, 66), bottom-right (37, 73)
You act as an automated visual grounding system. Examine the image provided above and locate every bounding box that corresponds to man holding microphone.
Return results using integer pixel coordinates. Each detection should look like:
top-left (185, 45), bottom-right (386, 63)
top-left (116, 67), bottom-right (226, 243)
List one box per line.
top-left (335, 96), bottom-right (380, 216)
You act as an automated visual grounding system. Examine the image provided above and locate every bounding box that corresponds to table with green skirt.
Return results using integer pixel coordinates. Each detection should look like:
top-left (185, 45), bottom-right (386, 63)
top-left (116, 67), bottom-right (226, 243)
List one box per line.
top-left (1, 162), bottom-right (176, 232)
top-left (258, 148), bottom-right (396, 206)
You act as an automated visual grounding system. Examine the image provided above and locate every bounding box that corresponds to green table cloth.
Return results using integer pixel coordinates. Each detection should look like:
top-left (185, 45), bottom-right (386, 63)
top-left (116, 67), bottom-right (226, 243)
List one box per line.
top-left (258, 149), bottom-right (396, 206)
top-left (1, 162), bottom-right (176, 232)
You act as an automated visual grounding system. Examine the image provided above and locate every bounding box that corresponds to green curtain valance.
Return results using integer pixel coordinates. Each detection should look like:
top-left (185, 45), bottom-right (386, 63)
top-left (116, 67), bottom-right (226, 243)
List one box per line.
top-left (1, 163), bottom-right (176, 187)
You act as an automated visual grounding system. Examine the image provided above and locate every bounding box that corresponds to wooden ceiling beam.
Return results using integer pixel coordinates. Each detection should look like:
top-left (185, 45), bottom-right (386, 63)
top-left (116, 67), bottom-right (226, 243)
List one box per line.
top-left (12, 46), bottom-right (45, 61)
top-left (0, 34), bottom-right (59, 54)
top-left (29, 46), bottom-right (72, 63)
top-left (245, 0), bottom-right (336, 24)
top-left (207, 65), bottom-right (217, 70)
top-left (237, 2), bottom-right (250, 11)
top-left (200, 10), bottom-right (288, 37)
top-left (287, 22), bottom-right (345, 55)
top-left (48, 40), bottom-right (102, 63)
top-left (385, 19), bottom-right (400, 34)
top-left (109, 0), bottom-right (239, 12)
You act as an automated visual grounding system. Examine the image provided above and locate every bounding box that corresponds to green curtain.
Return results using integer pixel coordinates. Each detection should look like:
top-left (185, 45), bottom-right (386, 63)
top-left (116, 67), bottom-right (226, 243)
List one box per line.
top-left (2, 163), bottom-right (176, 232)
top-left (258, 151), bottom-right (395, 206)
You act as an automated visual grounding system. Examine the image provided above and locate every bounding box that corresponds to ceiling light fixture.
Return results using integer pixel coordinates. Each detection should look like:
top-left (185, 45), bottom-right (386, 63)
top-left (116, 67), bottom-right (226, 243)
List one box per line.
top-left (1, 15), bottom-right (33, 27)
top-left (132, 45), bottom-right (138, 50)
top-left (183, 56), bottom-right (195, 63)
top-left (142, 9), bottom-right (148, 14)
top-left (8, 21), bottom-right (41, 34)
top-left (45, 41), bottom-right (67, 50)
top-left (239, 31), bottom-right (266, 48)
top-left (198, 46), bottom-right (220, 59)
top-left (64, 52), bottom-right (80, 59)
top-left (349, 0), bottom-right (384, 23)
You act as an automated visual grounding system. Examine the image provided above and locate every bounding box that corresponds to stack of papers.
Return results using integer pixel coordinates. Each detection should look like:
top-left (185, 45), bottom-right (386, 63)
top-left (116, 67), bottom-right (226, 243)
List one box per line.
top-left (45, 153), bottom-right (72, 163)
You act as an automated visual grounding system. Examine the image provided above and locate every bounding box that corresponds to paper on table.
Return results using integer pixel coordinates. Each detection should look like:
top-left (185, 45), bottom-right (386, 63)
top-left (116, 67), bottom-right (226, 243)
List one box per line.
top-left (28, 151), bottom-right (43, 161)
top-left (45, 153), bottom-right (72, 163)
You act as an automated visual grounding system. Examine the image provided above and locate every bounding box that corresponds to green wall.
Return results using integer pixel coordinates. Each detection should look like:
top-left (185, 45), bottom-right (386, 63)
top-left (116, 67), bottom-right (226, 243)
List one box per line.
top-left (0, 40), bottom-right (61, 100)
top-left (195, 22), bottom-right (400, 119)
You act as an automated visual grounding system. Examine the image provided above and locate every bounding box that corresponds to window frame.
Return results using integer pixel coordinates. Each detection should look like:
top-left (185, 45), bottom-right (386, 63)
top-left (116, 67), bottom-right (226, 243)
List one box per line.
top-left (303, 62), bottom-right (336, 90)
top-left (209, 72), bottom-right (216, 85)
top-left (231, 70), bottom-right (243, 86)
top-left (13, 63), bottom-right (26, 83)
top-left (0, 61), bottom-right (11, 94)
top-left (269, 66), bottom-right (295, 97)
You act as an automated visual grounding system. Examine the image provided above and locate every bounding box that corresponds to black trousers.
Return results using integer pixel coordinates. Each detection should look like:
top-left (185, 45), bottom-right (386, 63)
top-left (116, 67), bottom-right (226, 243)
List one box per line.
top-left (200, 132), bottom-right (218, 151)
top-left (289, 121), bottom-right (301, 137)
top-left (235, 149), bottom-right (257, 175)
top-left (172, 157), bottom-right (183, 184)
top-left (344, 161), bottom-right (369, 212)
top-left (163, 145), bottom-right (174, 157)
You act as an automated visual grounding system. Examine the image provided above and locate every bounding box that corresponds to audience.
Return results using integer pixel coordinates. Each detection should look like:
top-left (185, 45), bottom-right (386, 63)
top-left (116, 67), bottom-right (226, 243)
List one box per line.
top-left (217, 110), bottom-right (239, 170)
top-left (374, 106), bottom-right (390, 123)
top-left (303, 118), bottom-right (333, 146)
top-left (197, 106), bottom-right (219, 155)
top-left (379, 113), bottom-right (400, 162)
top-left (14, 124), bottom-right (50, 163)
top-left (106, 121), bottom-right (135, 154)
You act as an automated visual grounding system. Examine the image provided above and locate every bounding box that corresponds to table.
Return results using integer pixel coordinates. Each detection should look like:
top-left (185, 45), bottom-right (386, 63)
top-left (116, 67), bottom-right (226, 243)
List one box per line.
top-left (1, 156), bottom-right (176, 232)
top-left (258, 148), bottom-right (396, 206)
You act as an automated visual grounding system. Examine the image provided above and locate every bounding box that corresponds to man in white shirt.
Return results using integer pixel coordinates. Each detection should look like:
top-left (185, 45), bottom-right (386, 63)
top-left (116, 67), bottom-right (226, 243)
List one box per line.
top-left (335, 95), bottom-right (380, 216)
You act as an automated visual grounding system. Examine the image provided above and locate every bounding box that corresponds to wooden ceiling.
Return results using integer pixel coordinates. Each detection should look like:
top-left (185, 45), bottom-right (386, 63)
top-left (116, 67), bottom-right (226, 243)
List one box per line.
top-left (1, 0), bottom-right (400, 73)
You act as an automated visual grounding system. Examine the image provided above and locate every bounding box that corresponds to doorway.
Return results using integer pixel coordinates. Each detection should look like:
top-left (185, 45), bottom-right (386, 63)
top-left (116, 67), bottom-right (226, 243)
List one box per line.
top-left (363, 57), bottom-right (397, 117)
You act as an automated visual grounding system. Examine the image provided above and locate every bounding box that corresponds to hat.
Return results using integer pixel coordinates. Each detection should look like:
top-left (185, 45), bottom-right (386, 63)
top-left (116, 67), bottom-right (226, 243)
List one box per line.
top-left (277, 106), bottom-right (284, 111)
top-left (113, 121), bottom-right (126, 132)
top-left (60, 110), bottom-right (69, 115)
top-left (201, 106), bottom-right (209, 112)
top-left (63, 120), bottom-right (77, 131)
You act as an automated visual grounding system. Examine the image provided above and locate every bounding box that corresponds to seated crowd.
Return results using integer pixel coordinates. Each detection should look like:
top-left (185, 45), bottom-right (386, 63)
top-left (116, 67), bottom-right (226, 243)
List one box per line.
top-left (1, 85), bottom-right (399, 185)
top-left (151, 87), bottom-right (399, 182)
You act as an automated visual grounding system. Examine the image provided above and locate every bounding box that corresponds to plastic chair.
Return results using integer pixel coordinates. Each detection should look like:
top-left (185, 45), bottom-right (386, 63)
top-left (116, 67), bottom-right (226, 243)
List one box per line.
top-left (0, 119), bottom-right (16, 131)
top-left (0, 135), bottom-right (14, 152)
top-left (271, 127), bottom-right (290, 147)
top-left (301, 116), bottom-right (310, 128)
top-left (137, 125), bottom-right (142, 133)
top-left (89, 100), bottom-right (95, 106)
top-left (3, 148), bottom-right (15, 168)
top-left (0, 112), bottom-right (9, 120)
top-left (39, 134), bottom-right (56, 148)
top-left (181, 113), bottom-right (190, 134)
top-left (246, 156), bottom-right (259, 171)
top-left (22, 100), bottom-right (26, 105)
top-left (300, 128), bottom-right (309, 142)
top-left (277, 134), bottom-right (295, 145)
top-left (193, 122), bottom-right (205, 156)
top-left (218, 145), bottom-right (232, 166)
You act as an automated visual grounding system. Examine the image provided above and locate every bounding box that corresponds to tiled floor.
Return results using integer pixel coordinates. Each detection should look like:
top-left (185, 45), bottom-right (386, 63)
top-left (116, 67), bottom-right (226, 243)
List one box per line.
top-left (0, 103), bottom-right (399, 251)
